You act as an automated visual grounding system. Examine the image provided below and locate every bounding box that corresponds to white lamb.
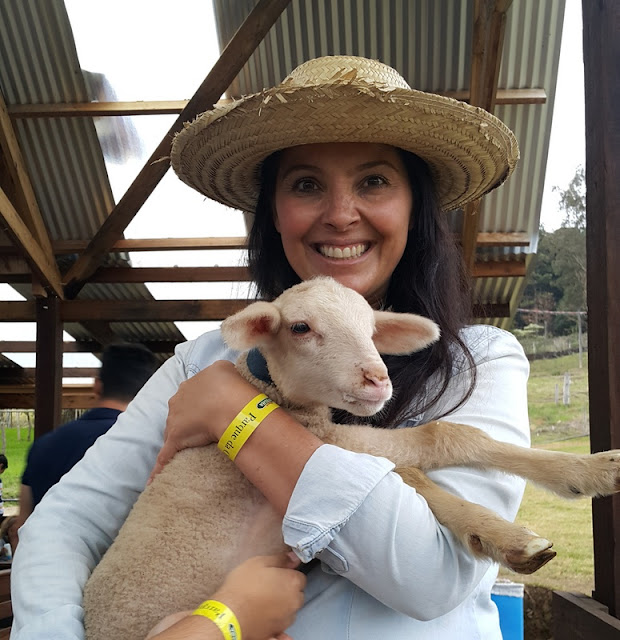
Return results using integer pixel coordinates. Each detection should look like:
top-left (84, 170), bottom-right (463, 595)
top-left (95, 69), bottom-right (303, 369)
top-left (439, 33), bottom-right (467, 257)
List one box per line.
top-left (83, 276), bottom-right (620, 640)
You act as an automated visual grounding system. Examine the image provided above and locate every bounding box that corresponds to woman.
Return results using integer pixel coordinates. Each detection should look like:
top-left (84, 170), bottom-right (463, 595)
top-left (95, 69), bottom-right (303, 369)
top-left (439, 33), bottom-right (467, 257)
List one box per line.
top-left (11, 56), bottom-right (528, 640)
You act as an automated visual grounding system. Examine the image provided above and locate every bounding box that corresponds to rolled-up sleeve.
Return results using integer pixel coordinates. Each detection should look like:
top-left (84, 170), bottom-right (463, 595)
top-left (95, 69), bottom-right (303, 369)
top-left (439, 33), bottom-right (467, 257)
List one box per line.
top-left (282, 327), bottom-right (530, 620)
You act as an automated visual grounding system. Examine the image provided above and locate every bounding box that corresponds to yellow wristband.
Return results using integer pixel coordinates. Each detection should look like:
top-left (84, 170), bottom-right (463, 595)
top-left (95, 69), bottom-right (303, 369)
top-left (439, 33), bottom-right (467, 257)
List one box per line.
top-left (192, 599), bottom-right (242, 640)
top-left (217, 393), bottom-right (278, 460)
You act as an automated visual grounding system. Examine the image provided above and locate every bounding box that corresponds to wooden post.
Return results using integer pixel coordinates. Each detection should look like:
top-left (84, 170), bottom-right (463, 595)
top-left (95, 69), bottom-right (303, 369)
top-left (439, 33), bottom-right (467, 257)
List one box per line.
top-left (555, 2), bottom-right (620, 636)
top-left (583, 0), bottom-right (620, 618)
top-left (34, 295), bottom-right (62, 439)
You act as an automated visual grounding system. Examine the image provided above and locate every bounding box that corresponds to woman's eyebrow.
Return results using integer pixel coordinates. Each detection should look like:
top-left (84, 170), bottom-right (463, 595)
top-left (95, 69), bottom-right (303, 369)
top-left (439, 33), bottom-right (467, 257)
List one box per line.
top-left (278, 164), bottom-right (319, 181)
top-left (280, 160), bottom-right (398, 181)
top-left (355, 160), bottom-right (399, 173)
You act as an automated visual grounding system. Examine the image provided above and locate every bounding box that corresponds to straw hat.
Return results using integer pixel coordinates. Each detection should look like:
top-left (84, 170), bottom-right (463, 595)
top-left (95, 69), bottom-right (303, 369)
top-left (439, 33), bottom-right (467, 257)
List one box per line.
top-left (171, 55), bottom-right (519, 213)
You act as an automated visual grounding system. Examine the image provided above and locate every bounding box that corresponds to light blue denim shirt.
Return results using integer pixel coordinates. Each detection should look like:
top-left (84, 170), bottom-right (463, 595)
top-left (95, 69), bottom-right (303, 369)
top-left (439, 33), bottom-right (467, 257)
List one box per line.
top-left (11, 325), bottom-right (530, 640)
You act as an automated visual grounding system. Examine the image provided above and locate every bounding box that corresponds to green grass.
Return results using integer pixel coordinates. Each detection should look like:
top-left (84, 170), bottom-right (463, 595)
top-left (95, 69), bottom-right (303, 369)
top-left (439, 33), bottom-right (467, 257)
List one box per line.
top-left (497, 354), bottom-right (595, 594)
top-left (528, 353), bottom-right (589, 444)
top-left (498, 437), bottom-right (594, 595)
top-left (0, 425), bottom-right (33, 500)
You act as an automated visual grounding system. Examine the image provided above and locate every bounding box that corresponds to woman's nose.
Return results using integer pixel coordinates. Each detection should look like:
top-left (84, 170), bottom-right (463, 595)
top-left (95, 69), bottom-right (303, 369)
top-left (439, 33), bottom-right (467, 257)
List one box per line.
top-left (321, 189), bottom-right (360, 230)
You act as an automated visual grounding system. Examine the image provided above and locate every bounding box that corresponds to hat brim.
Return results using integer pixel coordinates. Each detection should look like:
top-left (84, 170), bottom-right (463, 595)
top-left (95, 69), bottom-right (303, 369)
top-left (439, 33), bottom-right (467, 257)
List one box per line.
top-left (171, 83), bottom-right (519, 213)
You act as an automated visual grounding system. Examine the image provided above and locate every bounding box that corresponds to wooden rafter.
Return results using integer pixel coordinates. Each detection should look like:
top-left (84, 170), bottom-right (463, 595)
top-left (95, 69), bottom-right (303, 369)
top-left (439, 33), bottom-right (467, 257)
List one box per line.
top-left (62, 0), bottom-right (293, 299)
top-left (0, 231), bottom-right (530, 257)
top-left (0, 91), bottom-right (63, 297)
top-left (461, 0), bottom-right (513, 273)
top-left (0, 296), bottom-right (513, 322)
top-left (0, 236), bottom-right (248, 255)
top-left (0, 260), bottom-right (528, 284)
top-left (0, 384), bottom-right (97, 410)
top-left (5, 88), bottom-right (545, 118)
top-left (0, 187), bottom-right (64, 297)
top-left (0, 340), bottom-right (180, 353)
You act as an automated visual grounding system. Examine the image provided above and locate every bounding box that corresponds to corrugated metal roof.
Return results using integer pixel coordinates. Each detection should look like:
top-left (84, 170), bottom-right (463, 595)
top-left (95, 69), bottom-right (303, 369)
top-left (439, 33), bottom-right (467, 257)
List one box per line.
top-left (0, 0), bottom-right (185, 346)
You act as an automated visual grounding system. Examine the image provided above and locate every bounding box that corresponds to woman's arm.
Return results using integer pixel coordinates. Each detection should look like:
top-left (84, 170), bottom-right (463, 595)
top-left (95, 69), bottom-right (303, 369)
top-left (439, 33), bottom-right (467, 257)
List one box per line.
top-left (10, 335), bottom-right (233, 640)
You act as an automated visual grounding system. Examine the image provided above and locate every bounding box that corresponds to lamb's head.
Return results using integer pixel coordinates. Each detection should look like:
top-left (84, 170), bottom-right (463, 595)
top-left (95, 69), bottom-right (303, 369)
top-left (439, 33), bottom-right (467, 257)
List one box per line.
top-left (221, 277), bottom-right (440, 416)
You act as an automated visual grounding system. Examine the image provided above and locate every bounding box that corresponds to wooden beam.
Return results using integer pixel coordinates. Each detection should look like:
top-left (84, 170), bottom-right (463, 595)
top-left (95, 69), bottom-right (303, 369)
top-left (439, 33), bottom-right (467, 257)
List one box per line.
top-left (0, 368), bottom-right (99, 382)
top-left (35, 296), bottom-right (62, 438)
top-left (88, 266), bottom-right (251, 283)
top-left (583, 0), bottom-right (620, 619)
top-left (471, 260), bottom-right (526, 278)
top-left (461, 0), bottom-right (512, 273)
top-left (0, 340), bottom-right (180, 353)
top-left (0, 385), bottom-right (97, 410)
top-left (63, 0), bottom-right (293, 299)
top-left (475, 232), bottom-right (530, 247)
top-left (0, 91), bottom-right (62, 295)
top-left (0, 232), bottom-right (530, 258)
top-left (553, 592), bottom-right (620, 639)
top-left (0, 186), bottom-right (64, 297)
top-left (443, 87), bottom-right (546, 104)
top-left (4, 88), bottom-right (545, 119)
top-left (2, 260), bottom-right (526, 283)
top-left (0, 236), bottom-right (249, 256)
top-left (59, 300), bottom-right (248, 322)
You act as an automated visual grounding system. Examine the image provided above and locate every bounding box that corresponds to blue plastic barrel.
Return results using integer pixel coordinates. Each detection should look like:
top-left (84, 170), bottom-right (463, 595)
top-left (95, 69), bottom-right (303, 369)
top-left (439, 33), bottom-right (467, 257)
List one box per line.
top-left (491, 580), bottom-right (524, 640)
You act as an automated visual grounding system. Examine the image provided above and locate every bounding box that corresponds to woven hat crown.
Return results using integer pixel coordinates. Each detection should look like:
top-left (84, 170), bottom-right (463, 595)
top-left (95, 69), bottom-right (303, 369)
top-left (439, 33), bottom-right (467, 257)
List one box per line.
top-left (280, 55), bottom-right (411, 91)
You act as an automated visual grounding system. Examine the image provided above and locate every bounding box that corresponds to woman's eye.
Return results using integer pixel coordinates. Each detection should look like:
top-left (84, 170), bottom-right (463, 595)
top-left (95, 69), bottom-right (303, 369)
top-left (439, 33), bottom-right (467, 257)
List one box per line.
top-left (294, 179), bottom-right (318, 192)
top-left (363, 175), bottom-right (387, 188)
top-left (291, 322), bottom-right (311, 334)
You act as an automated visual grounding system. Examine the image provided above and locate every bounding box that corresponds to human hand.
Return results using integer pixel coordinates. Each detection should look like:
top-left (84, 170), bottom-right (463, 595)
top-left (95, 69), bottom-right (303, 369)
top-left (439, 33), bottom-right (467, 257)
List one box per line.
top-left (214, 551), bottom-right (305, 640)
top-left (148, 360), bottom-right (261, 482)
top-left (146, 552), bottom-right (305, 640)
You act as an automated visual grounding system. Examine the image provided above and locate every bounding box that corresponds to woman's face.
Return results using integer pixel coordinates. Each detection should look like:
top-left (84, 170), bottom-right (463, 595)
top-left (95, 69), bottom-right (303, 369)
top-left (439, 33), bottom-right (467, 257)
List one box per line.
top-left (273, 142), bottom-right (413, 306)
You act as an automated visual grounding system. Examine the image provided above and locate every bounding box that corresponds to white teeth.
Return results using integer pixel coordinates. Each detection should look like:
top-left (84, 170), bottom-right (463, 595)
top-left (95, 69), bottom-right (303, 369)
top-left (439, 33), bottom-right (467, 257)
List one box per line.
top-left (319, 244), bottom-right (368, 259)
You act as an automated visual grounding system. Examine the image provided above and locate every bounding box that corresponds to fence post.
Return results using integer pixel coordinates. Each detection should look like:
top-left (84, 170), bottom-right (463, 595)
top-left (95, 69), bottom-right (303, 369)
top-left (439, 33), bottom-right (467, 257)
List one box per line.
top-left (563, 372), bottom-right (571, 405)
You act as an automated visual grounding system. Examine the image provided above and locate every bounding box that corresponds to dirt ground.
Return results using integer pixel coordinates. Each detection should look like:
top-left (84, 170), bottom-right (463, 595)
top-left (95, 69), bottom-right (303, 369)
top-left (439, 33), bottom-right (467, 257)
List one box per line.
top-left (524, 585), bottom-right (553, 640)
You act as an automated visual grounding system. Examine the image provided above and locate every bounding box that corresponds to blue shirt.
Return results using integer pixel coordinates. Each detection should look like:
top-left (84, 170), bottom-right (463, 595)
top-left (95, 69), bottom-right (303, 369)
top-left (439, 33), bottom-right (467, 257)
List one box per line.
top-left (22, 408), bottom-right (122, 507)
top-left (11, 325), bottom-right (530, 640)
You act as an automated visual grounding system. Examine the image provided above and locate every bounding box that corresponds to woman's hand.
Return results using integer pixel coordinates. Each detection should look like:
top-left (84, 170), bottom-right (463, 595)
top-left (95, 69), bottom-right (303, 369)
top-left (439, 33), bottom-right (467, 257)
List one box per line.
top-left (146, 551), bottom-right (305, 640)
top-left (149, 360), bottom-right (261, 482)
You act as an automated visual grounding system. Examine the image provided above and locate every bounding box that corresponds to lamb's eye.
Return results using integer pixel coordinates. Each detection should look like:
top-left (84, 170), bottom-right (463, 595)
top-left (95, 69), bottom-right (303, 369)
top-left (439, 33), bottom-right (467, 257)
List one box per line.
top-left (291, 322), bottom-right (310, 334)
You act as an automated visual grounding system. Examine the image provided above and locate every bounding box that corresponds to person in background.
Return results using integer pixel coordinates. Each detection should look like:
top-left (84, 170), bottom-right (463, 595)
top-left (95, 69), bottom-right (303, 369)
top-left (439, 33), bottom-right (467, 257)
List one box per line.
top-left (14, 343), bottom-right (158, 545)
top-left (0, 454), bottom-right (7, 518)
top-left (11, 56), bottom-right (528, 640)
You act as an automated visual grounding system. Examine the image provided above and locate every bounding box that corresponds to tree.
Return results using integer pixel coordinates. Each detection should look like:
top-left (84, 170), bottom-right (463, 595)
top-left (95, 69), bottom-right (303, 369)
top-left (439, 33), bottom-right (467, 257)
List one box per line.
top-left (554, 166), bottom-right (587, 312)
top-left (517, 167), bottom-right (587, 336)
top-left (554, 166), bottom-right (585, 230)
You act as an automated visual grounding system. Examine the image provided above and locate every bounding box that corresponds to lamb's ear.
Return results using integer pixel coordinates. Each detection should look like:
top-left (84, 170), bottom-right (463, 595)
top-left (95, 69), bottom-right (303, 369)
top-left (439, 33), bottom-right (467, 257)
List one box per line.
top-left (373, 310), bottom-right (440, 355)
top-left (221, 301), bottom-right (282, 350)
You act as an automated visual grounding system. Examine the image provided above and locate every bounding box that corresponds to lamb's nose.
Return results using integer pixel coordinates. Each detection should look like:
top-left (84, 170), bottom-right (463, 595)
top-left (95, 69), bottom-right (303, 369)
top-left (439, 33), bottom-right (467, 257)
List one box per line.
top-left (363, 370), bottom-right (389, 390)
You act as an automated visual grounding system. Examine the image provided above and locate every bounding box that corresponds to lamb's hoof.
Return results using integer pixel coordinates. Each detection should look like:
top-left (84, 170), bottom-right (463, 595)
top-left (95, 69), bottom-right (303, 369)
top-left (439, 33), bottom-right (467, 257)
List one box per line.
top-left (505, 537), bottom-right (556, 574)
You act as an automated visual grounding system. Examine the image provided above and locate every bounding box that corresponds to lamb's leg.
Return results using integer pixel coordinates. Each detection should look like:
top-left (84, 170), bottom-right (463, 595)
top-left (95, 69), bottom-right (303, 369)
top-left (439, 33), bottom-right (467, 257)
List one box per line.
top-left (395, 466), bottom-right (556, 574)
top-left (325, 422), bottom-right (620, 499)
top-left (401, 421), bottom-right (620, 499)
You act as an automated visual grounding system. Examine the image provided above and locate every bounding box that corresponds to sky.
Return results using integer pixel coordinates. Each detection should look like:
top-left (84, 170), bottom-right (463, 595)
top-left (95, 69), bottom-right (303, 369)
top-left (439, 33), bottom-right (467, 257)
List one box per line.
top-left (538, 0), bottom-right (585, 231)
top-left (1, 0), bottom-right (586, 375)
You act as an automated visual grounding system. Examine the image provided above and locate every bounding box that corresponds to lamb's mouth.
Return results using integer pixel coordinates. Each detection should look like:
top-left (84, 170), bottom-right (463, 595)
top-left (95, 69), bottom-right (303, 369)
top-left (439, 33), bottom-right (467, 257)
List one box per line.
top-left (341, 393), bottom-right (388, 417)
top-left (317, 243), bottom-right (370, 259)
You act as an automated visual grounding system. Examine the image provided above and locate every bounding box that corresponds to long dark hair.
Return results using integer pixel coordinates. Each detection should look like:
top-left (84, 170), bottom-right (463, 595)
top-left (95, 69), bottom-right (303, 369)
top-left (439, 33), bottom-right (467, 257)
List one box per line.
top-left (247, 149), bottom-right (476, 427)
